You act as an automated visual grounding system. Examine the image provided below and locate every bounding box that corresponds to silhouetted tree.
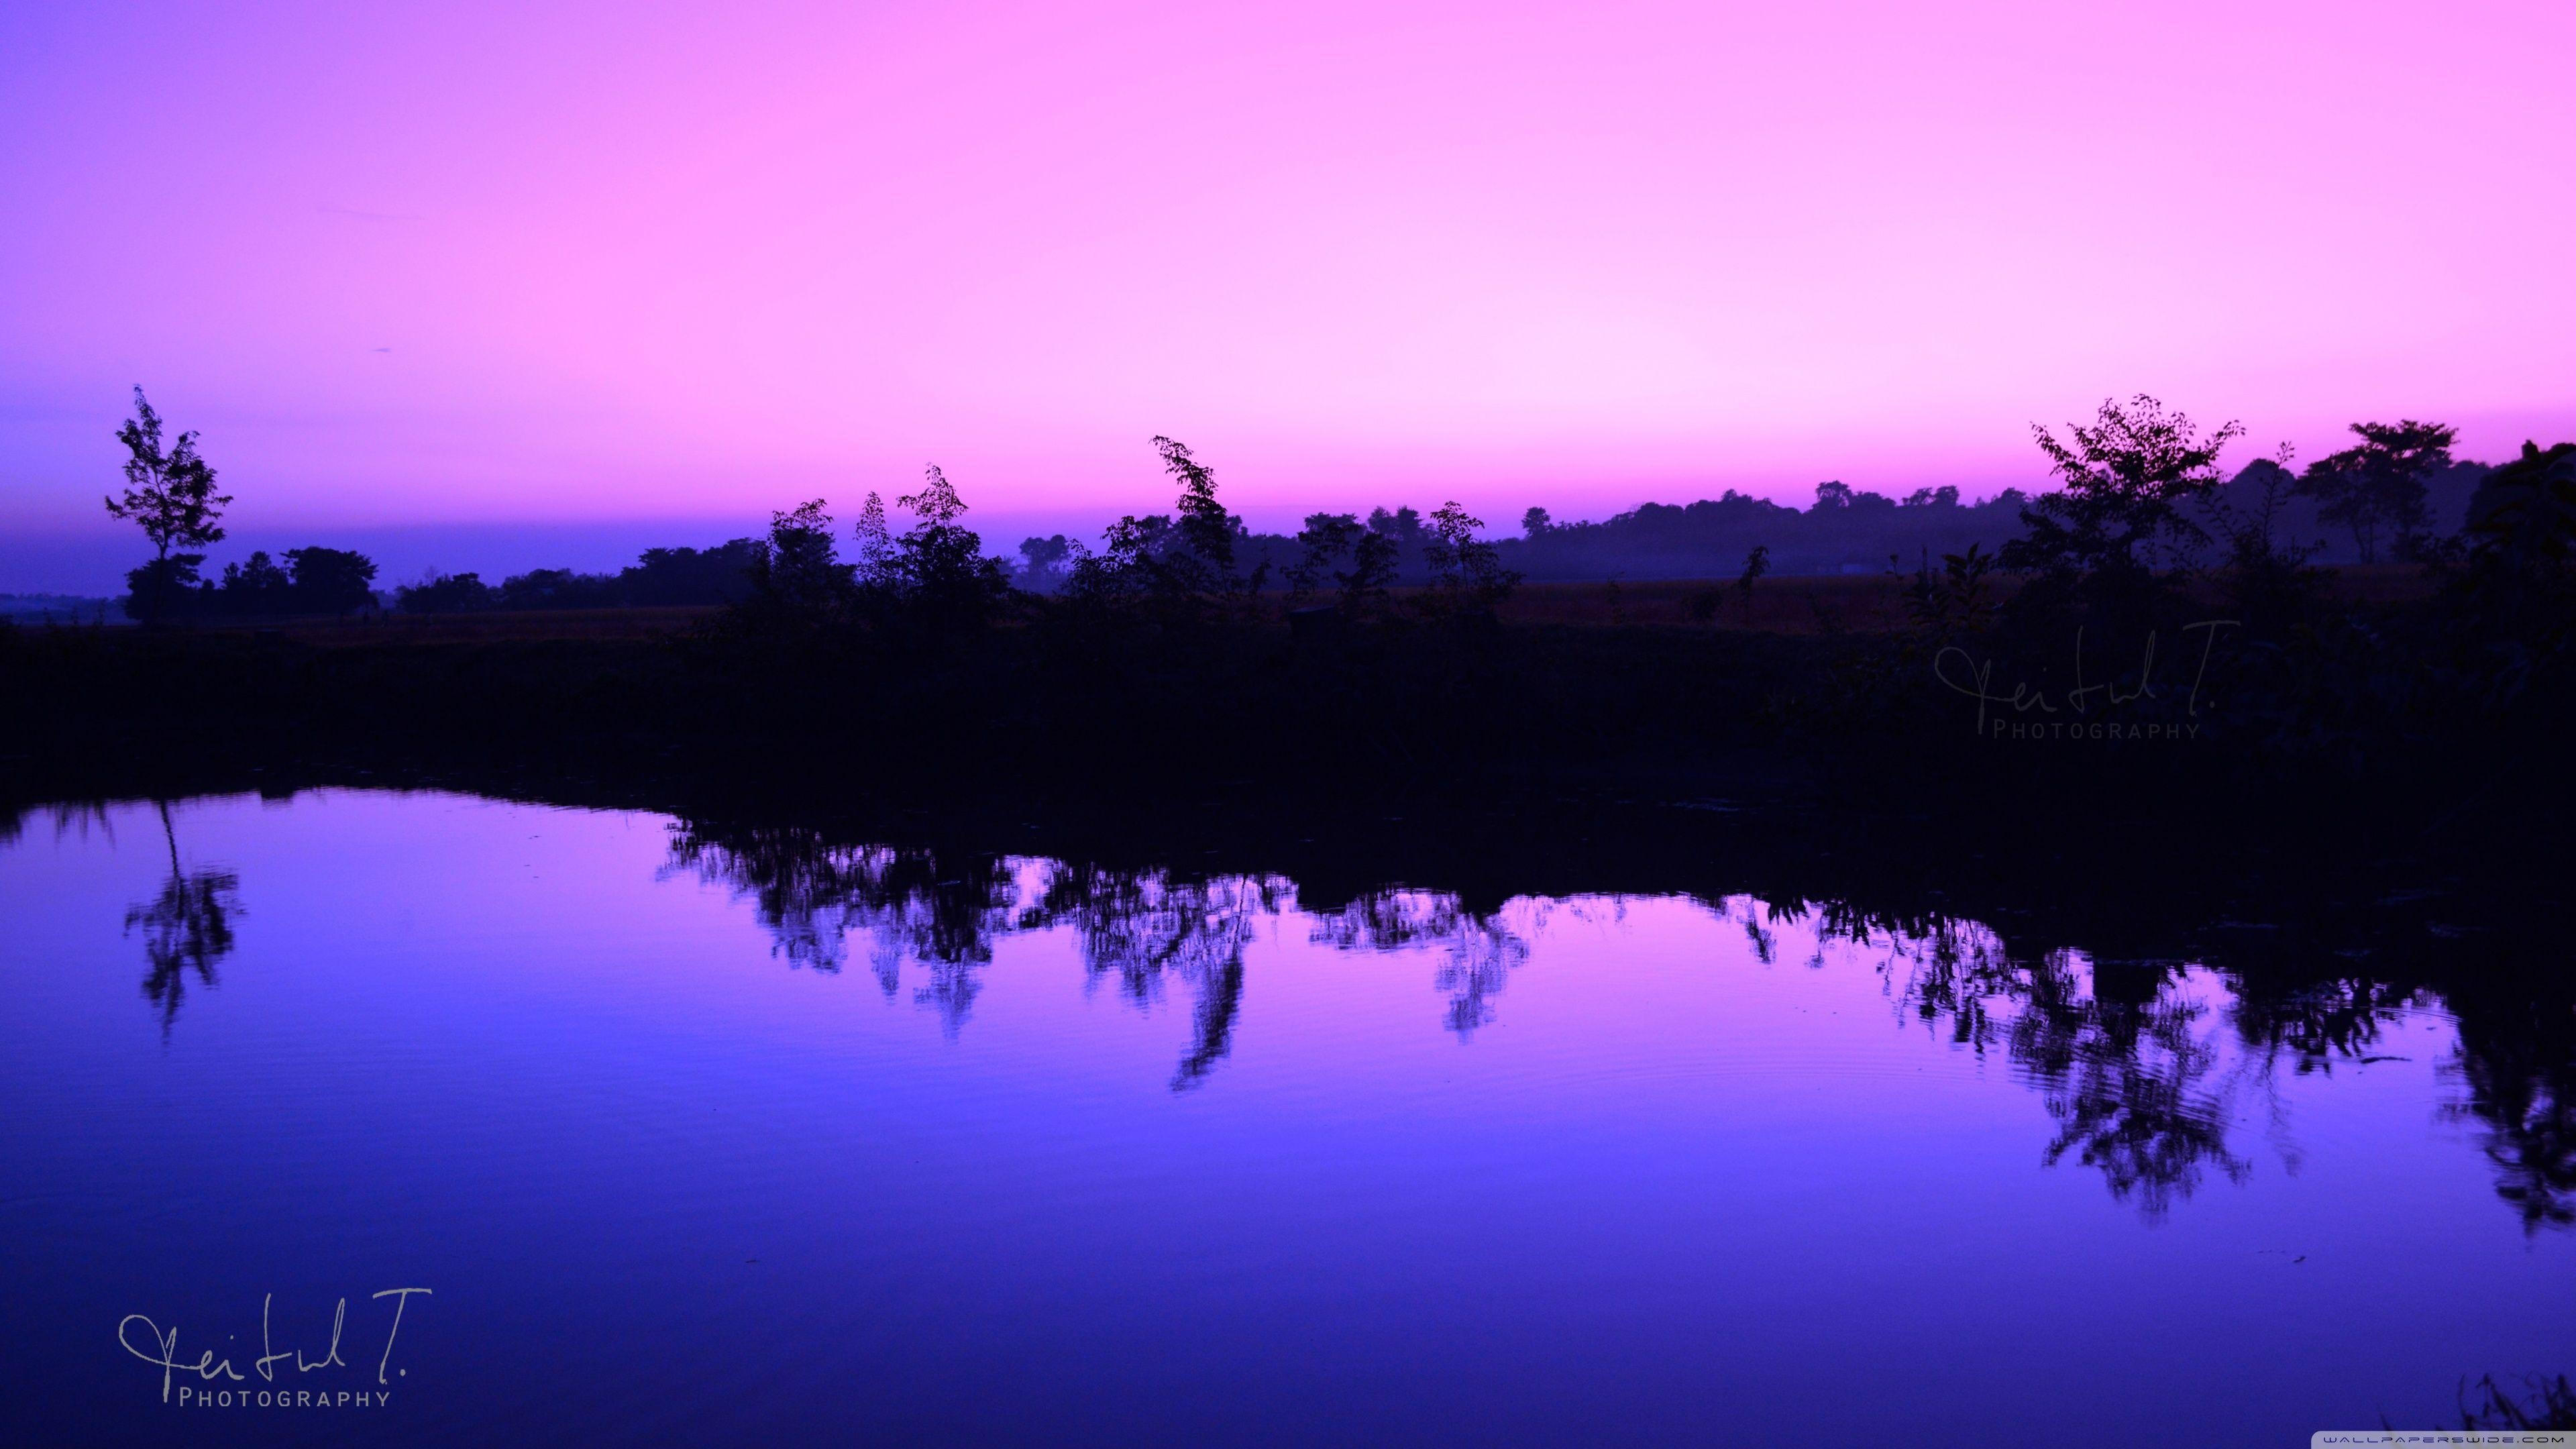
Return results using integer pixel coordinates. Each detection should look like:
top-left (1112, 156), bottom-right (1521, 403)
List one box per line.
top-left (2002, 394), bottom-right (2241, 626)
top-left (1287, 513), bottom-right (1363, 601)
top-left (1161, 436), bottom-right (1248, 595)
top-left (885, 465), bottom-right (1011, 630)
top-left (2459, 440), bottom-right (2576, 590)
top-left (285, 547), bottom-right (378, 616)
top-left (105, 388), bottom-right (231, 623)
top-left (2439, 438), bottom-right (2576, 703)
top-left (2298, 419), bottom-right (2456, 563)
top-left (215, 551), bottom-right (293, 613)
top-left (1421, 500), bottom-right (1519, 610)
top-left (747, 498), bottom-right (851, 619)
top-left (1013, 534), bottom-right (1074, 592)
top-left (395, 571), bottom-right (497, 612)
top-left (1066, 437), bottom-right (1260, 616)
top-left (1901, 543), bottom-right (1996, 636)
top-left (1342, 530), bottom-right (1399, 617)
top-left (1736, 542), bottom-right (1770, 610)
top-left (852, 492), bottom-right (897, 584)
top-left (2198, 444), bottom-right (2322, 629)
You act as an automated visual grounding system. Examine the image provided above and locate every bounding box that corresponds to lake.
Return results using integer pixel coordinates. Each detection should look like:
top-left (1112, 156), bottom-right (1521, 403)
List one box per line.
top-left (3, 788), bottom-right (2569, 1444)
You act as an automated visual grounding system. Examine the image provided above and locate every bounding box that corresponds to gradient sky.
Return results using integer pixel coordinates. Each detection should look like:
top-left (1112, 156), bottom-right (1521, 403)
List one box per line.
top-left (5, 0), bottom-right (2573, 589)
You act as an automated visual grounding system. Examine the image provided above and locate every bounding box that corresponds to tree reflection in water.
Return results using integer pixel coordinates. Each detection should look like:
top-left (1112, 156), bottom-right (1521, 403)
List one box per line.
top-left (647, 816), bottom-right (2576, 1230)
top-left (663, 825), bottom-right (1022, 1033)
top-left (1307, 891), bottom-right (1531, 1037)
top-left (1826, 907), bottom-right (2251, 1218)
top-left (17, 797), bottom-right (2563, 1234)
top-left (663, 821), bottom-right (1536, 1082)
top-left (1031, 867), bottom-right (1283, 1089)
top-left (2443, 974), bottom-right (2576, 1234)
top-left (124, 800), bottom-right (243, 1039)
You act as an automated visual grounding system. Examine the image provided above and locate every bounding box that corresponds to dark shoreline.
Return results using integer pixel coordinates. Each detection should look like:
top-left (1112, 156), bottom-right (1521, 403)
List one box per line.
top-left (3, 611), bottom-right (2553, 969)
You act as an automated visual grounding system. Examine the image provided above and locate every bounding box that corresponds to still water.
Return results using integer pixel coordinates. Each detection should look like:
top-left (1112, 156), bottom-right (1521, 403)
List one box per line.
top-left (2, 789), bottom-right (2568, 1445)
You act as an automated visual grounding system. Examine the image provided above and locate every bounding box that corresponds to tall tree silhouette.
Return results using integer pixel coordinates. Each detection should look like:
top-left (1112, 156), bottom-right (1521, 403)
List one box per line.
top-left (103, 388), bottom-right (231, 623)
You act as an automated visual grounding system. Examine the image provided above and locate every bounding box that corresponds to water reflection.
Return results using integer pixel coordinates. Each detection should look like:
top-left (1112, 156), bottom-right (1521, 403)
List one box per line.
top-left (25, 796), bottom-right (2574, 1235)
top-left (661, 827), bottom-right (1021, 1031)
top-left (651, 813), bottom-right (2576, 1229)
top-left (1307, 890), bottom-right (1532, 1037)
top-left (2447, 987), bottom-right (2576, 1233)
top-left (122, 801), bottom-right (244, 1038)
top-left (1034, 866), bottom-right (1279, 1088)
top-left (1836, 914), bottom-right (2245, 1218)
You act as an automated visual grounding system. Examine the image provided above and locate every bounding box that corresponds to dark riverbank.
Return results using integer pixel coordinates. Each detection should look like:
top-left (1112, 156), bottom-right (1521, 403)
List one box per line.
top-left (4, 603), bottom-right (2560, 963)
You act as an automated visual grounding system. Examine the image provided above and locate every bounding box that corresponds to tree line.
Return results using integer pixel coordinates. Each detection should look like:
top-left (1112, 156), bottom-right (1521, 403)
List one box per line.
top-left (89, 386), bottom-right (2557, 627)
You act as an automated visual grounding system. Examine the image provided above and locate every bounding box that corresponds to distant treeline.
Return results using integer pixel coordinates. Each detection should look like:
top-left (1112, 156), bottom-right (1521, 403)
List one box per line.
top-left (379, 443), bottom-right (2506, 614)
top-left (388, 541), bottom-right (763, 614)
top-left (87, 380), bottom-right (2512, 621)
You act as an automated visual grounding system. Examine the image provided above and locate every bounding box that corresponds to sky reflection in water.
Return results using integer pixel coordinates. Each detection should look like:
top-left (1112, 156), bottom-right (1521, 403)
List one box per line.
top-left (2, 790), bottom-right (2569, 1446)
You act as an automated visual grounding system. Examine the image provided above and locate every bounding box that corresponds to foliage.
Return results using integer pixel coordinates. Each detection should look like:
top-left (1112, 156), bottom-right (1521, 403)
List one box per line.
top-left (1287, 513), bottom-right (1362, 601)
top-left (1065, 437), bottom-right (1262, 618)
top-left (105, 388), bottom-right (232, 622)
top-left (121, 558), bottom-right (204, 625)
top-left (2459, 1375), bottom-right (2576, 1432)
top-left (2005, 394), bottom-right (2238, 580)
top-left (396, 572), bottom-right (498, 612)
top-left (881, 466), bottom-right (1012, 631)
top-left (484, 541), bottom-right (763, 611)
top-left (1489, 484), bottom-right (2025, 582)
top-left (1901, 543), bottom-right (1996, 636)
top-left (747, 498), bottom-right (852, 619)
top-left (1014, 535), bottom-right (1075, 593)
top-left (2461, 440), bottom-right (2576, 582)
top-left (283, 547), bottom-right (380, 615)
top-left (1419, 500), bottom-right (1520, 611)
top-left (215, 551), bottom-right (292, 610)
top-left (2443, 439), bottom-right (2576, 680)
top-left (2297, 419), bottom-right (2455, 564)
top-left (2001, 394), bottom-right (2241, 629)
top-left (2198, 447), bottom-right (2324, 630)
top-left (1737, 543), bottom-right (1771, 608)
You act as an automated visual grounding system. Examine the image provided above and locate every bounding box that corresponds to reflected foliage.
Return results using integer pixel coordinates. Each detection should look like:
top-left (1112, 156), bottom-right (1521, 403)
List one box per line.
top-left (659, 816), bottom-right (2576, 1230)
top-left (662, 820), bottom-right (1538, 1084)
top-left (1860, 915), bottom-right (2249, 1218)
top-left (1308, 891), bottom-right (1530, 1038)
top-left (2460, 1373), bottom-right (2576, 1431)
top-left (121, 802), bottom-right (242, 1038)
top-left (663, 825), bottom-right (1021, 1033)
top-left (30, 792), bottom-right (2569, 1235)
top-left (2445, 987), bottom-right (2576, 1234)
top-left (1031, 867), bottom-right (1282, 1089)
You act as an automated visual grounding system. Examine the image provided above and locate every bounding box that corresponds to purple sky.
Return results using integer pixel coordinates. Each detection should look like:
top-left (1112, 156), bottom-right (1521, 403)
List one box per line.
top-left (5, 0), bottom-right (2573, 590)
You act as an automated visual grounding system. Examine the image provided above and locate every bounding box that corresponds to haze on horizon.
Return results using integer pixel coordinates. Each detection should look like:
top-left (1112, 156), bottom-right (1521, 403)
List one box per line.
top-left (5, 0), bottom-right (2573, 591)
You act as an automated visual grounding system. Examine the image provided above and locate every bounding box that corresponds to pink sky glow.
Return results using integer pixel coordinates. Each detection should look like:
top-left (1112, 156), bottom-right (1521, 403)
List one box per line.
top-left (3, 0), bottom-right (2573, 586)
